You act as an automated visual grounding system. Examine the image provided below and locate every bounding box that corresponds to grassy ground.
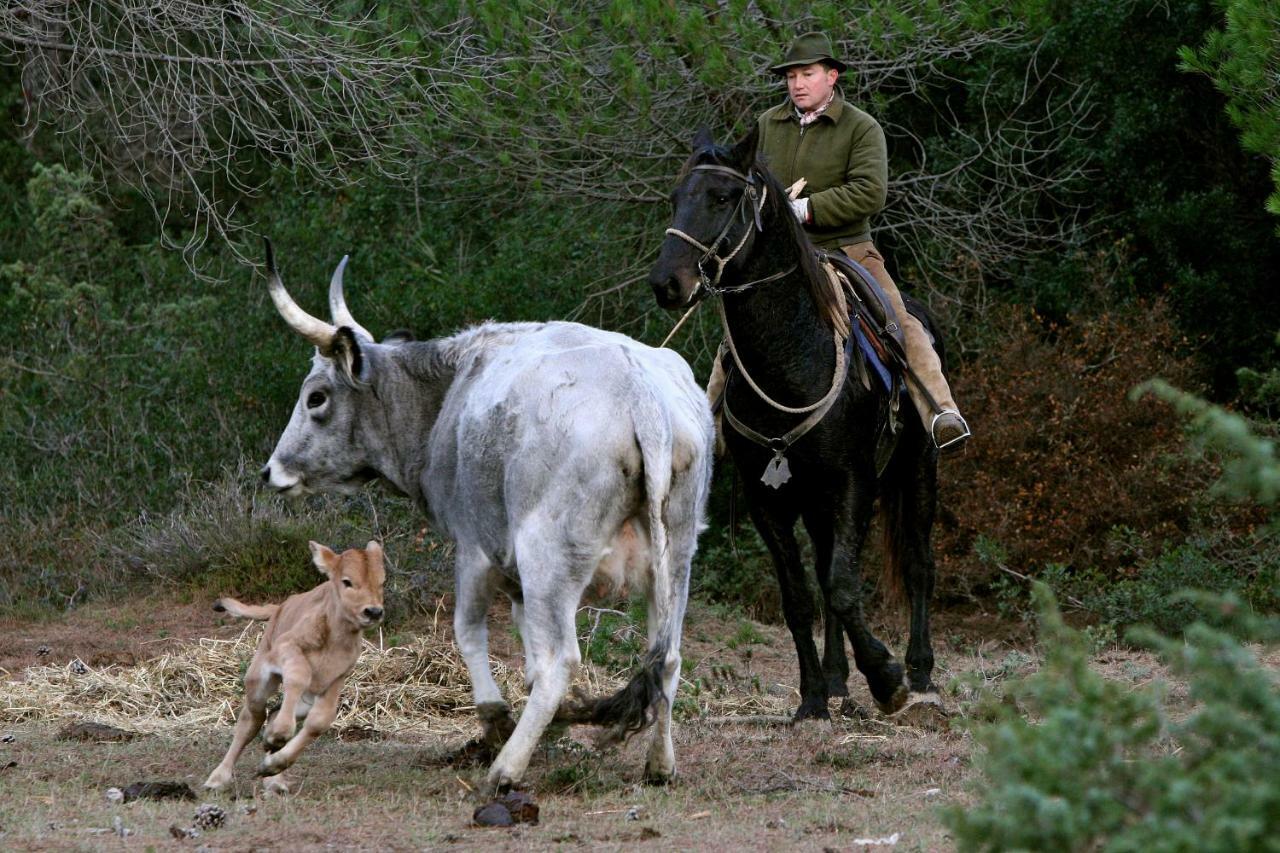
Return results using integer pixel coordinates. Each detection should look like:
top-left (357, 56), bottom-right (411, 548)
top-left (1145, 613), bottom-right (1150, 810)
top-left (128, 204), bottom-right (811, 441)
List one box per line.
top-left (0, 600), bottom-right (1188, 852)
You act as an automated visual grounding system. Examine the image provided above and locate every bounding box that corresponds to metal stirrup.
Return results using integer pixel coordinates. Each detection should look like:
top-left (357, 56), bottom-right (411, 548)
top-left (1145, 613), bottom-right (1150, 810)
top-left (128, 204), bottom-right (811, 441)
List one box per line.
top-left (930, 410), bottom-right (971, 452)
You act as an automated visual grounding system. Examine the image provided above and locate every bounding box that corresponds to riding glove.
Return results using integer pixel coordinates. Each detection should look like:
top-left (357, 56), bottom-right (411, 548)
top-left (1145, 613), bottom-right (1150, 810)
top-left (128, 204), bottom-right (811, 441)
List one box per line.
top-left (789, 197), bottom-right (811, 223)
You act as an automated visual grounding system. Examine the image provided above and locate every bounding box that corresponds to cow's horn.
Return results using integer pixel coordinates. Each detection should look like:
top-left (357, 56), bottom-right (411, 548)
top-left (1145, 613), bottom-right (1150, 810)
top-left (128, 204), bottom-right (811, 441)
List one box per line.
top-left (327, 255), bottom-right (374, 341)
top-left (264, 239), bottom-right (336, 347)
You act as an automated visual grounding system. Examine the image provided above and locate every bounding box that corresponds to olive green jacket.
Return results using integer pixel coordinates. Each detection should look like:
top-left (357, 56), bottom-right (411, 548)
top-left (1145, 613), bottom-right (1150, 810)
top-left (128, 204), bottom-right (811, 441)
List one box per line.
top-left (757, 92), bottom-right (887, 248)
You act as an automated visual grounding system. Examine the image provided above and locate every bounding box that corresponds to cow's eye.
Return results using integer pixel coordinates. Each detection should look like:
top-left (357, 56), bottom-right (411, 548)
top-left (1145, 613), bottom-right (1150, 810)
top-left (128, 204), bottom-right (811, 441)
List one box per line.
top-left (307, 391), bottom-right (326, 409)
top-left (342, 578), bottom-right (353, 588)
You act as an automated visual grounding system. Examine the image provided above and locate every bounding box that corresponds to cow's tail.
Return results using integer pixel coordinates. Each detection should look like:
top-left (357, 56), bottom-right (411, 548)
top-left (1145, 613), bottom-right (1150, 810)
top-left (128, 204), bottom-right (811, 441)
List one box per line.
top-left (213, 597), bottom-right (279, 621)
top-left (559, 389), bottom-right (681, 744)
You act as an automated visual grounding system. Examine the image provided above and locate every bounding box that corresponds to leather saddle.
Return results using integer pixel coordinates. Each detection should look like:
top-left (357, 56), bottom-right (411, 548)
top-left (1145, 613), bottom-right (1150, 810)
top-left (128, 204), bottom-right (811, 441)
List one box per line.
top-left (819, 249), bottom-right (908, 370)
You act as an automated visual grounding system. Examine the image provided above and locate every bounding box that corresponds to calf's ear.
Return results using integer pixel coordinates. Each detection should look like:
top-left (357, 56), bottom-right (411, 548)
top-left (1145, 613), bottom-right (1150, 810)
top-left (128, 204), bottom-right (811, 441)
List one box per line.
top-left (309, 541), bottom-right (339, 575)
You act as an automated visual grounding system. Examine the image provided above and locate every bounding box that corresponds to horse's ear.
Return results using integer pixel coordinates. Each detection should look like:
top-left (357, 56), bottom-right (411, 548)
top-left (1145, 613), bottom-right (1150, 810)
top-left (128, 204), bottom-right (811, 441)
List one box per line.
top-left (728, 126), bottom-right (759, 169)
top-left (691, 127), bottom-right (714, 150)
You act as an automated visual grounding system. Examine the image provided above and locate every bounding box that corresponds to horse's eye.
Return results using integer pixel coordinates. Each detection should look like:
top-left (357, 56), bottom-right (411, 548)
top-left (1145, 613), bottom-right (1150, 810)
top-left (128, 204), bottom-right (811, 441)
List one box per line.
top-left (342, 578), bottom-right (353, 588)
top-left (307, 391), bottom-right (326, 409)
top-left (713, 193), bottom-right (732, 205)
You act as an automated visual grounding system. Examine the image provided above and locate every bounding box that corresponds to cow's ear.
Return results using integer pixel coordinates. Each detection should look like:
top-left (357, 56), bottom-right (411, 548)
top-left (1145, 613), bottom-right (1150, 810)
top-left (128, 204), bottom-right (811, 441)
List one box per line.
top-left (325, 326), bottom-right (369, 387)
top-left (728, 125), bottom-right (759, 170)
top-left (382, 329), bottom-right (415, 345)
top-left (692, 126), bottom-right (714, 151)
top-left (309, 540), bottom-right (338, 575)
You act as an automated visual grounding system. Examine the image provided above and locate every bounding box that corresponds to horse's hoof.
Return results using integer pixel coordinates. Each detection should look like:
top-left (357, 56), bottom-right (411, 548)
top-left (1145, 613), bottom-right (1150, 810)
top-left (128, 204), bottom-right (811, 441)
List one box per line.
top-left (892, 692), bottom-right (950, 731)
top-left (792, 698), bottom-right (832, 723)
top-left (873, 681), bottom-right (910, 715)
top-left (836, 698), bottom-right (871, 720)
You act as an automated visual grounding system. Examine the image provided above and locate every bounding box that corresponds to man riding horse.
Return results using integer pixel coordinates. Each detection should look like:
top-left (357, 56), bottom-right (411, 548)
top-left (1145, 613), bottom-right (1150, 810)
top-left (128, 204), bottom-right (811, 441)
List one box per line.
top-left (707, 31), bottom-right (970, 453)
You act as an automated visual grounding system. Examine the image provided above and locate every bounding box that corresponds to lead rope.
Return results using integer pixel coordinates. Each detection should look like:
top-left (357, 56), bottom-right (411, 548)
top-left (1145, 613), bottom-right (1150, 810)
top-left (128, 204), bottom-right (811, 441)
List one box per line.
top-left (718, 297), bottom-right (847, 415)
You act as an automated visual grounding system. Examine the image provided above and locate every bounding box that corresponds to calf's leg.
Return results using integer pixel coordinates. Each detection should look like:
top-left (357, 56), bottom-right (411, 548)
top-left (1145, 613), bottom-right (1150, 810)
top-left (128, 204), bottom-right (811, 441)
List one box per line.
top-left (264, 645), bottom-right (311, 749)
top-left (258, 680), bottom-right (343, 778)
top-left (205, 671), bottom-right (273, 791)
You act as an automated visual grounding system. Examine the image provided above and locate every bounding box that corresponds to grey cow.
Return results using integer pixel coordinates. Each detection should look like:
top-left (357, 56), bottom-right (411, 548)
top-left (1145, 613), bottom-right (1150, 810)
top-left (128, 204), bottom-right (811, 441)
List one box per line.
top-left (259, 243), bottom-right (714, 792)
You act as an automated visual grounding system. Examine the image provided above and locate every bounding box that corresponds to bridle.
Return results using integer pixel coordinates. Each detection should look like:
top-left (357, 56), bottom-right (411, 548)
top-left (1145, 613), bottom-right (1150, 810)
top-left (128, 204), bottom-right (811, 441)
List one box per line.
top-left (660, 159), bottom-right (851, 487)
top-left (663, 163), bottom-right (795, 298)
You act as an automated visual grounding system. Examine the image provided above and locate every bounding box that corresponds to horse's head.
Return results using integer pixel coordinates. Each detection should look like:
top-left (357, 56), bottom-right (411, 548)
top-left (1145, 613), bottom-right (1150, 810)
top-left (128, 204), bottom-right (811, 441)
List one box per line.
top-left (649, 127), bottom-right (768, 309)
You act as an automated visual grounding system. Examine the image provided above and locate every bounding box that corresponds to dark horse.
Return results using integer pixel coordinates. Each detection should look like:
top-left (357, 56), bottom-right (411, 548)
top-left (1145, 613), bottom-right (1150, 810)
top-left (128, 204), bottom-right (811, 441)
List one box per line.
top-left (649, 128), bottom-right (942, 721)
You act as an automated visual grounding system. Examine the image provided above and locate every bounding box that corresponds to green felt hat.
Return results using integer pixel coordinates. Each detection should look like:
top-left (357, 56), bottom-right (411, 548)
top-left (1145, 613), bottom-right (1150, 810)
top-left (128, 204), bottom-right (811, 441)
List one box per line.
top-left (770, 32), bottom-right (846, 75)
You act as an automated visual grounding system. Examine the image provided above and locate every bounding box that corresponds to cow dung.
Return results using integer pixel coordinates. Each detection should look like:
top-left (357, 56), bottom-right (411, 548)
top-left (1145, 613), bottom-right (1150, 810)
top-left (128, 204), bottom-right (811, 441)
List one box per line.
top-left (56, 722), bottom-right (140, 742)
top-left (472, 791), bottom-right (540, 827)
top-left (119, 781), bottom-right (198, 803)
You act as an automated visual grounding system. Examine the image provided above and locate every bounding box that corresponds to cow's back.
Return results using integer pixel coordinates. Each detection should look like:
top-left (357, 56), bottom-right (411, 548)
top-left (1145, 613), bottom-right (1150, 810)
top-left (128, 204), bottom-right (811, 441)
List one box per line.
top-left (423, 322), bottom-right (708, 560)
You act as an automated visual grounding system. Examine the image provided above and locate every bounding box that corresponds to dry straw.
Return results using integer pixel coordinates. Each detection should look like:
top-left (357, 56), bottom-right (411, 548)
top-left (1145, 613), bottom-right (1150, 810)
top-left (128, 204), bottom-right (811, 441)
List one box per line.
top-left (1, 619), bottom-right (606, 740)
top-left (1, 615), bottom-right (803, 737)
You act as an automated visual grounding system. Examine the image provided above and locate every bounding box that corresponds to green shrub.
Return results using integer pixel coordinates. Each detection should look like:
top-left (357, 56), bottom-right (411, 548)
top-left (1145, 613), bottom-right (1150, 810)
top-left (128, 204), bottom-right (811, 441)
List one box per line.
top-left (947, 584), bottom-right (1280, 852)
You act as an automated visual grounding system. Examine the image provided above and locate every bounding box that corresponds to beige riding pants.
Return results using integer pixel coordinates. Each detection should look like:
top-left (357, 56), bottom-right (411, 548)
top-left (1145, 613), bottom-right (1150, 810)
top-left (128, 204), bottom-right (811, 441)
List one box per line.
top-left (841, 241), bottom-right (958, 427)
top-left (704, 241), bottom-right (959, 430)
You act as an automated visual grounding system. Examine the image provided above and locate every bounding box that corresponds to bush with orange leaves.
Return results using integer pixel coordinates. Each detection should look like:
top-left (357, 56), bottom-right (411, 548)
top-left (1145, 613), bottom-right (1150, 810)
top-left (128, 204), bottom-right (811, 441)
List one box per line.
top-left (936, 298), bottom-right (1251, 593)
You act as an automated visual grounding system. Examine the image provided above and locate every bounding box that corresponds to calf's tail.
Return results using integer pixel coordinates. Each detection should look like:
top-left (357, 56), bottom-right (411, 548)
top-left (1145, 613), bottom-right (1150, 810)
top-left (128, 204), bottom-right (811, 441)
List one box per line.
top-left (213, 597), bottom-right (280, 621)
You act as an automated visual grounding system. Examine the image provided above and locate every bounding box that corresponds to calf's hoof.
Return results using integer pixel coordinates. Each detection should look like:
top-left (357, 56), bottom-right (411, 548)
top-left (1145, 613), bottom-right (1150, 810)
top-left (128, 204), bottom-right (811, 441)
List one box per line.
top-left (203, 769), bottom-right (231, 792)
top-left (256, 753), bottom-right (291, 778)
top-left (262, 774), bottom-right (292, 795)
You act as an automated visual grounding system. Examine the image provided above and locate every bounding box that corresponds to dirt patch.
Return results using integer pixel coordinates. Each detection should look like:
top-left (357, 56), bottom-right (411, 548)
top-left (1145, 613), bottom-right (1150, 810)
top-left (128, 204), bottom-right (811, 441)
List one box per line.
top-left (1, 596), bottom-right (1249, 851)
top-left (0, 593), bottom-right (239, 676)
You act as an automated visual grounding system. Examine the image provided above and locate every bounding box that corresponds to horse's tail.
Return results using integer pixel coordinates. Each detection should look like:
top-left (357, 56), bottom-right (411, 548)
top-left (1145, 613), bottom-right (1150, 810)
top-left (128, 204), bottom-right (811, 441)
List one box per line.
top-left (878, 485), bottom-right (909, 610)
top-left (878, 295), bottom-right (943, 610)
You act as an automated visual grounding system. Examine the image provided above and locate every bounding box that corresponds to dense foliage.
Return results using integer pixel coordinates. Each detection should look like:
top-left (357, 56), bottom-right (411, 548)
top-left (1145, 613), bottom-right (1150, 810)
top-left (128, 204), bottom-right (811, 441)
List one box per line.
top-left (0, 1), bottom-right (1277, 618)
top-left (948, 584), bottom-right (1280, 852)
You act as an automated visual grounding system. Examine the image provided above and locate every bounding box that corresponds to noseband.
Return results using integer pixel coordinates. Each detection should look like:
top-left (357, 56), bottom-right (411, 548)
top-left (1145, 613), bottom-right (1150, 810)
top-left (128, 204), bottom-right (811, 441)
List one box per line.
top-left (664, 164), bottom-right (793, 297)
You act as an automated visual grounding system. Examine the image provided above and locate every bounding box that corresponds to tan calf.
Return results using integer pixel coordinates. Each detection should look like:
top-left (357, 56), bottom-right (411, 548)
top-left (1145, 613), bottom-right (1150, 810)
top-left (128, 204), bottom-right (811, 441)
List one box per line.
top-left (204, 540), bottom-right (385, 794)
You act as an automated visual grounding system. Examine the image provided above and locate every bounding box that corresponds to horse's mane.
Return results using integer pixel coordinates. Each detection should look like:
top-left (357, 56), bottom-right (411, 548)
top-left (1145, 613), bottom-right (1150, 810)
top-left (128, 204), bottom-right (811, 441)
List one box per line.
top-left (683, 145), bottom-right (845, 334)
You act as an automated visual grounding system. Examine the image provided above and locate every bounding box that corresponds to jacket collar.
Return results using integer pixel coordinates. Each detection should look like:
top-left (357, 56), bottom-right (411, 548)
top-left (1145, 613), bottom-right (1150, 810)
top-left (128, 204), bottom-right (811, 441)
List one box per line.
top-left (770, 90), bottom-right (846, 124)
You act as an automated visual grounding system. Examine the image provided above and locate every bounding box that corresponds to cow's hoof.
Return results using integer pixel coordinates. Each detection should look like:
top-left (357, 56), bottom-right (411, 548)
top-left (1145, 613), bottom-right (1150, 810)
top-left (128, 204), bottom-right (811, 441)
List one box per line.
top-left (643, 760), bottom-right (675, 786)
top-left (892, 692), bottom-right (950, 731)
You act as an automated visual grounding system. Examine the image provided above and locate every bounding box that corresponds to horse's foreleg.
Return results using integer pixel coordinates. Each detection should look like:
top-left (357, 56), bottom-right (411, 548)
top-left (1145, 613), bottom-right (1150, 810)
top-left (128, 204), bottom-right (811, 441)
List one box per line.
top-left (749, 503), bottom-right (828, 721)
top-left (824, 491), bottom-right (908, 715)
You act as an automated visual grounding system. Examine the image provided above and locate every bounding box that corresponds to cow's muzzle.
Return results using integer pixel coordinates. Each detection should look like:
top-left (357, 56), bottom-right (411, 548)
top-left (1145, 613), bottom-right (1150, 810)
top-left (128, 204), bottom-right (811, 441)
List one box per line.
top-left (260, 459), bottom-right (303, 494)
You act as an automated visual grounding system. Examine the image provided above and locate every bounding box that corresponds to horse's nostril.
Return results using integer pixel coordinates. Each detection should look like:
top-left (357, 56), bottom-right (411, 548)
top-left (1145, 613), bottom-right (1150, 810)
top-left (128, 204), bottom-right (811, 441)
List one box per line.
top-left (259, 464), bottom-right (271, 483)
